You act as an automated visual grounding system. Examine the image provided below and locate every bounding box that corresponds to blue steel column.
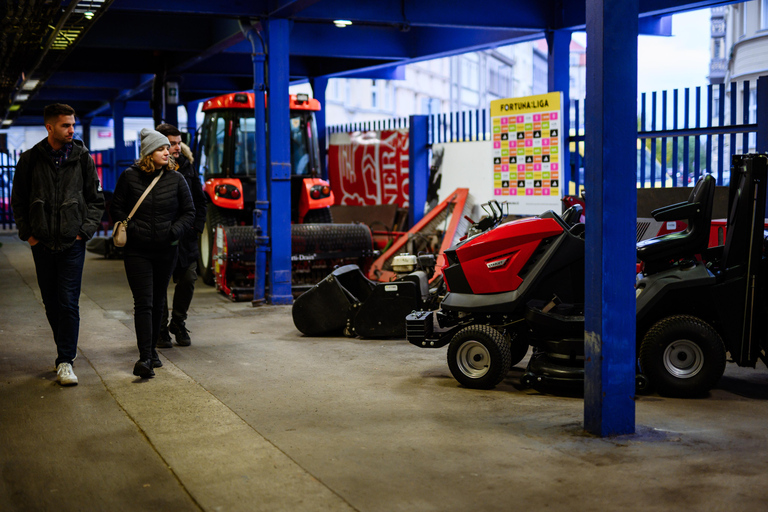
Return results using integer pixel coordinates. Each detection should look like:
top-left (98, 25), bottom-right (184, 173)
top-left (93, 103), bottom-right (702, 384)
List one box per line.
top-left (584, 0), bottom-right (638, 436)
top-left (265, 18), bottom-right (293, 304)
top-left (310, 77), bottom-right (329, 180)
top-left (409, 115), bottom-right (429, 227)
top-left (111, 101), bottom-right (130, 175)
top-left (184, 101), bottom-right (200, 136)
top-left (546, 30), bottom-right (572, 193)
top-left (242, 25), bottom-right (269, 306)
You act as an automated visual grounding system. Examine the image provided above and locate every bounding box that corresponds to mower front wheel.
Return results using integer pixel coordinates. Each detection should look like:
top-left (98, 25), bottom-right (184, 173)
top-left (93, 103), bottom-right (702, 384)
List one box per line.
top-left (639, 315), bottom-right (726, 398)
top-left (447, 325), bottom-right (511, 389)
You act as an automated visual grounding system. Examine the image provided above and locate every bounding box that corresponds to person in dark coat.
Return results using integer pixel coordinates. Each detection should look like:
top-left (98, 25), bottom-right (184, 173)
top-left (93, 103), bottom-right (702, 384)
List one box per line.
top-left (11, 103), bottom-right (105, 386)
top-left (155, 124), bottom-right (207, 348)
top-left (110, 128), bottom-right (194, 378)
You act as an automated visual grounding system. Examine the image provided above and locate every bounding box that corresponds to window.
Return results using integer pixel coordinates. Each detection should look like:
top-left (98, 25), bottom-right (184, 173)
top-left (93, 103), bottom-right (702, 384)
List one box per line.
top-left (762, 0), bottom-right (768, 29)
top-left (199, 113), bottom-right (226, 176)
top-left (714, 38), bottom-right (722, 59)
top-left (743, 4), bottom-right (749, 36)
top-left (371, 80), bottom-right (378, 108)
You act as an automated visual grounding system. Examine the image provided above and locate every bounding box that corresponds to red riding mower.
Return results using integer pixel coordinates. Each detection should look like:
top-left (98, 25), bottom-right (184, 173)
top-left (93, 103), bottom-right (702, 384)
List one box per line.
top-left (407, 154), bottom-right (768, 397)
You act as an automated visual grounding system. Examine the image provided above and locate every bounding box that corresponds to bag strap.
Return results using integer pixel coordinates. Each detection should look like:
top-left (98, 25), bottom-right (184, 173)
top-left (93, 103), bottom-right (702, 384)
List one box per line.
top-left (126, 170), bottom-right (164, 221)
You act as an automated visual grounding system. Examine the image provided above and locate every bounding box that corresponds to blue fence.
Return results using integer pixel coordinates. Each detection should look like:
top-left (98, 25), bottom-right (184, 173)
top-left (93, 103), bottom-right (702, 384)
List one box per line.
top-left (327, 76), bottom-right (767, 194)
top-left (0, 139), bottom-right (138, 230)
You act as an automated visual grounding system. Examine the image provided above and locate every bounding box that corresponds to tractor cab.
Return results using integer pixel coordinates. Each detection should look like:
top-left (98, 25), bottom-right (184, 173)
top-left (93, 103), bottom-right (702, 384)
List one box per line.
top-left (196, 92), bottom-right (333, 224)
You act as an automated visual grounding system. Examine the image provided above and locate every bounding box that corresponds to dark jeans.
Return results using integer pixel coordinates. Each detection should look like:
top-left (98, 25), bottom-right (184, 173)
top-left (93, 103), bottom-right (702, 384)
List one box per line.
top-left (124, 247), bottom-right (177, 361)
top-left (31, 239), bottom-right (86, 367)
top-left (160, 260), bottom-right (198, 329)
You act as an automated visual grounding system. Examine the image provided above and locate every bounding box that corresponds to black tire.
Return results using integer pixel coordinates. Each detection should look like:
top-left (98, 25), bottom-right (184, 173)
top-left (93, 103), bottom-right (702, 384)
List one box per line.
top-left (303, 207), bottom-right (333, 224)
top-left (199, 204), bottom-right (238, 286)
top-left (639, 315), bottom-right (726, 398)
top-left (447, 325), bottom-right (511, 389)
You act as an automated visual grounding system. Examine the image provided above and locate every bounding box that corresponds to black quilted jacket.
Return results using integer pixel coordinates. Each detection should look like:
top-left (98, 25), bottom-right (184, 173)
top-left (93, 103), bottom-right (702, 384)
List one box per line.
top-left (110, 164), bottom-right (194, 251)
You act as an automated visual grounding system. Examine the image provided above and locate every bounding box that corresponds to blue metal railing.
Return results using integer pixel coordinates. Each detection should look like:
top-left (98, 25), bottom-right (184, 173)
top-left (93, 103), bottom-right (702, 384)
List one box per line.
top-left (327, 76), bottom-right (767, 194)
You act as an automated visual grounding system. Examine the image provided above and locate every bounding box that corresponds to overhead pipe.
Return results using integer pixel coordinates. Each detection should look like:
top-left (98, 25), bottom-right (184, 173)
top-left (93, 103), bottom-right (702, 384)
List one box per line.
top-left (240, 18), bottom-right (269, 306)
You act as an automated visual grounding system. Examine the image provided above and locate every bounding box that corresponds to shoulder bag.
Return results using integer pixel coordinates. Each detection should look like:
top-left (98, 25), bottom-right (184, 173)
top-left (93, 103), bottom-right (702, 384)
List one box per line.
top-left (113, 171), bottom-right (164, 247)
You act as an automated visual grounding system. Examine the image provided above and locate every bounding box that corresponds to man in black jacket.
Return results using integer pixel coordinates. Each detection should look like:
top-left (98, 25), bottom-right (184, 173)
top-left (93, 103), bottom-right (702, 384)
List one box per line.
top-left (11, 103), bottom-right (105, 386)
top-left (155, 123), bottom-right (207, 347)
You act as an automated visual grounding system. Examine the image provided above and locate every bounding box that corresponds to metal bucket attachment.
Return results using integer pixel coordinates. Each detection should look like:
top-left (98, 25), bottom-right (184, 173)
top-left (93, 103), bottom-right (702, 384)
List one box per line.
top-left (292, 264), bottom-right (375, 336)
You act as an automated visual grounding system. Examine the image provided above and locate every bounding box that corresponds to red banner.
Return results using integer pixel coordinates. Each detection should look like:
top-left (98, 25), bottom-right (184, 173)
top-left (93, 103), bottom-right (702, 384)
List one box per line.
top-left (328, 129), bottom-right (410, 207)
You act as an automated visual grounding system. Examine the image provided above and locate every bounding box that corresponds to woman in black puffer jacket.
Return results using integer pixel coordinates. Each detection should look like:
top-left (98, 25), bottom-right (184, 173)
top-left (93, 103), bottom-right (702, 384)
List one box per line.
top-left (111, 128), bottom-right (194, 378)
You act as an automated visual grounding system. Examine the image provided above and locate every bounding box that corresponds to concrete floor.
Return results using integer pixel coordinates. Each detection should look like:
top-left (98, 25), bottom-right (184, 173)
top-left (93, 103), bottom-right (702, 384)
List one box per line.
top-left (2, 233), bottom-right (768, 512)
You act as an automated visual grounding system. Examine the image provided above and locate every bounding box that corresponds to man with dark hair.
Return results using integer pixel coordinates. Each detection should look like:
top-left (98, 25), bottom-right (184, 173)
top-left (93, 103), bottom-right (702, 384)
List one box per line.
top-left (11, 103), bottom-right (105, 385)
top-left (155, 123), bottom-right (207, 347)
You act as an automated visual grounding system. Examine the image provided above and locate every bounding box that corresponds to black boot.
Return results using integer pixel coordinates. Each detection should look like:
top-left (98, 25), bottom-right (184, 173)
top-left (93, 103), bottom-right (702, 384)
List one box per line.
top-left (133, 359), bottom-right (155, 378)
top-left (169, 319), bottom-right (191, 346)
top-left (151, 350), bottom-right (163, 368)
top-left (156, 327), bottom-right (173, 349)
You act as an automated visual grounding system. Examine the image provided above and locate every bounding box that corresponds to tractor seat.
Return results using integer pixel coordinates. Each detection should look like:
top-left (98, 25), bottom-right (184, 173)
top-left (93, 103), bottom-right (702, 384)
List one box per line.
top-left (636, 174), bottom-right (716, 269)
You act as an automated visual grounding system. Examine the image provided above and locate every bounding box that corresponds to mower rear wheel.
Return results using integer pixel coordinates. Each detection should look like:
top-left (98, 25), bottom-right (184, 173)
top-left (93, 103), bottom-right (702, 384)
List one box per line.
top-left (447, 325), bottom-right (511, 389)
top-left (639, 315), bottom-right (726, 398)
top-left (199, 204), bottom-right (238, 285)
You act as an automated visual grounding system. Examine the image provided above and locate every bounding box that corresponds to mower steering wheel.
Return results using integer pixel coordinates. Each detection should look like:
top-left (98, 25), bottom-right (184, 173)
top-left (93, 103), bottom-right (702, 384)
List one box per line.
top-left (561, 204), bottom-right (584, 227)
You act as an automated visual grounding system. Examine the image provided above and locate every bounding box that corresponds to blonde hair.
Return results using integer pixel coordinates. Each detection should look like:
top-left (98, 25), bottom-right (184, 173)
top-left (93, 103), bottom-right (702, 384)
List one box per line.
top-left (137, 153), bottom-right (178, 173)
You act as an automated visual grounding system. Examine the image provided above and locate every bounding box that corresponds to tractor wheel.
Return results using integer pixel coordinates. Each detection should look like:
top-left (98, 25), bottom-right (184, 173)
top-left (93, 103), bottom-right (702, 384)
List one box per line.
top-left (447, 325), bottom-right (511, 389)
top-left (303, 207), bottom-right (333, 224)
top-left (639, 315), bottom-right (726, 398)
top-left (199, 204), bottom-right (238, 286)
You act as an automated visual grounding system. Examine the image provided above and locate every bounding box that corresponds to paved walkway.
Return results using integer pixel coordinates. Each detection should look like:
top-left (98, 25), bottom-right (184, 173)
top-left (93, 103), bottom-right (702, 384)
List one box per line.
top-left (2, 234), bottom-right (768, 512)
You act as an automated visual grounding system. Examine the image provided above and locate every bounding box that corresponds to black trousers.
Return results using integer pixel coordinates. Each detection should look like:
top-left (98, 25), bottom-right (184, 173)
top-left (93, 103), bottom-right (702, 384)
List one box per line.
top-left (124, 247), bottom-right (177, 360)
top-left (160, 260), bottom-right (198, 329)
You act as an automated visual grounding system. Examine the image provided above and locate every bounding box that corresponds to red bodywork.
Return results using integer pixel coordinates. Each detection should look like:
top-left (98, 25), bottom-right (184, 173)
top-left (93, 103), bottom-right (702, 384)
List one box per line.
top-left (202, 93), bottom-right (321, 112)
top-left (297, 178), bottom-right (334, 222)
top-left (204, 178), bottom-right (245, 210)
top-left (446, 217), bottom-right (564, 294)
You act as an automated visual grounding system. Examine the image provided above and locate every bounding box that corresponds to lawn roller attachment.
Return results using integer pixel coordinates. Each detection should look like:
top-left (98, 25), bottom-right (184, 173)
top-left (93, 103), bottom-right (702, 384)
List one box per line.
top-left (213, 223), bottom-right (374, 302)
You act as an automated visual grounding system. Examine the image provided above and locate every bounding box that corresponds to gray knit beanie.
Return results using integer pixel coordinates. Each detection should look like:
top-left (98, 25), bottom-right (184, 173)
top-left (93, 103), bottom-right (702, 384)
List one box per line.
top-left (139, 128), bottom-right (170, 158)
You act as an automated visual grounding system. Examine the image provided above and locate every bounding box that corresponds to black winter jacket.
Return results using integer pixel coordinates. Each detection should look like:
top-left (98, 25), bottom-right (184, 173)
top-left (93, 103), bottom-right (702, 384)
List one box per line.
top-left (110, 164), bottom-right (194, 252)
top-left (175, 152), bottom-right (207, 268)
top-left (11, 138), bottom-right (105, 252)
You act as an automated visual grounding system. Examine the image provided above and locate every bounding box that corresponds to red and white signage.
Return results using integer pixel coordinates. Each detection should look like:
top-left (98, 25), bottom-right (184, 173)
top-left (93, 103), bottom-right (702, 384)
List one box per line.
top-left (328, 129), bottom-right (410, 207)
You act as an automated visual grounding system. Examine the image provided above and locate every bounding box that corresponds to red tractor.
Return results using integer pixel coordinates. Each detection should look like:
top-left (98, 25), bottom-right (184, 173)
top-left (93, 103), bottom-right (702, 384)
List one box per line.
top-left (195, 92), bottom-right (372, 300)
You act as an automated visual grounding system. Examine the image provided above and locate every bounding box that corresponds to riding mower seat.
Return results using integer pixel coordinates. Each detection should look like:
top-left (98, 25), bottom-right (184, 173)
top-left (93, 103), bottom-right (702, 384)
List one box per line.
top-left (636, 174), bottom-right (716, 274)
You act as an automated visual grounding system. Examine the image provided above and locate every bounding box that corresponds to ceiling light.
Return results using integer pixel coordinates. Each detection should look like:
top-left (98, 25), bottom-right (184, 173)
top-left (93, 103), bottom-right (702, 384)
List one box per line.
top-left (84, 11), bottom-right (94, 19)
top-left (9, 104), bottom-right (20, 111)
top-left (2, 120), bottom-right (12, 127)
top-left (22, 79), bottom-right (39, 91)
top-left (15, 94), bottom-right (29, 102)
top-left (333, 20), bottom-right (352, 28)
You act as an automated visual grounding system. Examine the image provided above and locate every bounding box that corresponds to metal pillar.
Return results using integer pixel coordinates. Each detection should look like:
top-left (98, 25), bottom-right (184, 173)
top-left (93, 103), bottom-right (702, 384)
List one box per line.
top-left (408, 115), bottom-right (429, 227)
top-left (184, 101), bottom-right (200, 139)
top-left (80, 118), bottom-right (91, 150)
top-left (242, 22), bottom-right (269, 306)
top-left (757, 76), bottom-right (768, 154)
top-left (265, 18), bottom-right (293, 304)
top-left (111, 101), bottom-right (131, 173)
top-left (546, 30), bottom-right (572, 192)
top-left (584, 0), bottom-right (638, 437)
top-left (309, 77), bottom-right (329, 180)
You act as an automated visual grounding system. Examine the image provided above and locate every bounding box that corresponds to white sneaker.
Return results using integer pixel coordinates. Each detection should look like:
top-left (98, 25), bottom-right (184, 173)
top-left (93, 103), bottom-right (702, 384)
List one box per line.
top-left (56, 363), bottom-right (78, 386)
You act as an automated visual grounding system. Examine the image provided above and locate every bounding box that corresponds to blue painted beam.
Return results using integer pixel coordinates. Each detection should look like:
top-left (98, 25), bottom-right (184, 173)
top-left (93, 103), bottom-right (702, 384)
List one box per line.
top-left (584, 0), bottom-right (638, 437)
top-left (546, 30), bottom-right (571, 192)
top-left (330, 65), bottom-right (406, 80)
top-left (409, 115), bottom-right (429, 227)
top-left (266, 18), bottom-right (294, 305)
top-left (45, 72), bottom-right (145, 89)
top-left (638, 15), bottom-right (672, 36)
